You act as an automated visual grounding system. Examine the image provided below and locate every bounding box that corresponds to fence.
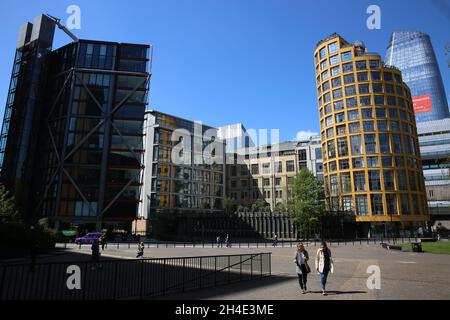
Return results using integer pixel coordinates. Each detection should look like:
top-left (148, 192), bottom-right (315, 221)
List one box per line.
top-left (0, 253), bottom-right (271, 300)
top-left (62, 237), bottom-right (423, 250)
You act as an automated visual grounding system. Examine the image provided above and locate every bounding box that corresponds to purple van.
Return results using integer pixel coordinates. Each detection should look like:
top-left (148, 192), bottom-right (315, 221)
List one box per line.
top-left (75, 232), bottom-right (103, 245)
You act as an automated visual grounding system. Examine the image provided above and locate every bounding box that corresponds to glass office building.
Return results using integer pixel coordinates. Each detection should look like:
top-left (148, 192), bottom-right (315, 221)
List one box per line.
top-left (0, 15), bottom-right (152, 231)
top-left (386, 31), bottom-right (449, 122)
top-left (314, 33), bottom-right (429, 236)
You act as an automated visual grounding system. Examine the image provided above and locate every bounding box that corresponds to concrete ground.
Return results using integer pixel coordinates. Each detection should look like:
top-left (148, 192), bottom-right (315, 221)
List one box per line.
top-left (27, 243), bottom-right (450, 300)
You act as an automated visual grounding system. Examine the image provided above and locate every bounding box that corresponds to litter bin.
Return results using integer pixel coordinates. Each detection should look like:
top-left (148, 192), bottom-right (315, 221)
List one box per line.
top-left (412, 242), bottom-right (422, 253)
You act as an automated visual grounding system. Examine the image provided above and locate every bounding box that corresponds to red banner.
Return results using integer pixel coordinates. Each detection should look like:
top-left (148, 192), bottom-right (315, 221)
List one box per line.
top-left (412, 94), bottom-right (432, 114)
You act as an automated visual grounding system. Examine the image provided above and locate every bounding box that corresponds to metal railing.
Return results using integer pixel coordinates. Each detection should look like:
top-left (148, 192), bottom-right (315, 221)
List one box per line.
top-left (0, 253), bottom-right (271, 300)
top-left (60, 237), bottom-right (423, 250)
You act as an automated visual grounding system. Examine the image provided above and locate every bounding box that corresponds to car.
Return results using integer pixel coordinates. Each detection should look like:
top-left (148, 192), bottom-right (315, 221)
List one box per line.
top-left (75, 232), bottom-right (103, 245)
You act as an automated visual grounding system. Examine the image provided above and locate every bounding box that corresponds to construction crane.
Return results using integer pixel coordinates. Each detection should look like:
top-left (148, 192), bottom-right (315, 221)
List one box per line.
top-left (44, 14), bottom-right (79, 42)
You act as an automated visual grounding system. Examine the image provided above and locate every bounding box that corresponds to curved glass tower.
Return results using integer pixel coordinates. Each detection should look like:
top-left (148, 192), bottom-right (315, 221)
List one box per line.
top-left (386, 31), bottom-right (449, 122)
top-left (314, 33), bottom-right (429, 236)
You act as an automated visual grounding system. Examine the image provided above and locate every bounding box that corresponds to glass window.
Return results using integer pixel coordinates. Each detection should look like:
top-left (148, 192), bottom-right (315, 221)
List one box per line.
top-left (262, 163), bottom-right (270, 174)
top-left (326, 116), bottom-right (333, 126)
top-left (357, 72), bottom-right (368, 82)
top-left (377, 120), bottom-right (388, 131)
top-left (401, 194), bottom-right (410, 215)
top-left (345, 85), bottom-right (356, 96)
top-left (360, 96), bottom-right (372, 106)
top-left (369, 60), bottom-right (380, 69)
top-left (322, 81), bottom-right (330, 91)
top-left (384, 170), bottom-right (395, 191)
top-left (349, 122), bottom-right (360, 133)
top-left (356, 61), bottom-right (367, 70)
top-left (321, 60), bottom-right (328, 70)
top-left (286, 160), bottom-right (295, 172)
top-left (356, 195), bottom-right (368, 216)
top-left (337, 137), bottom-right (348, 156)
top-left (392, 134), bottom-right (402, 153)
top-left (336, 124), bottom-right (346, 135)
top-left (348, 109), bottom-right (359, 120)
top-left (364, 134), bottom-right (377, 153)
top-left (331, 66), bottom-right (341, 76)
top-left (319, 47), bottom-right (327, 59)
top-left (354, 171), bottom-right (366, 191)
top-left (383, 72), bottom-right (393, 81)
top-left (327, 140), bottom-right (336, 158)
top-left (376, 108), bottom-right (386, 118)
top-left (371, 194), bottom-right (384, 215)
top-left (340, 159), bottom-right (350, 170)
top-left (367, 156), bottom-right (379, 167)
top-left (385, 84), bottom-right (394, 94)
top-left (251, 164), bottom-right (259, 175)
top-left (330, 55), bottom-right (339, 65)
top-left (374, 96), bottom-right (384, 105)
top-left (322, 70), bottom-right (329, 80)
top-left (350, 135), bottom-right (363, 155)
top-left (371, 71), bottom-right (381, 81)
top-left (372, 83), bottom-right (382, 93)
top-left (331, 77), bottom-right (342, 88)
top-left (369, 170), bottom-right (381, 191)
top-left (379, 133), bottom-right (390, 154)
top-left (341, 173), bottom-right (352, 193)
top-left (359, 84), bottom-right (370, 94)
top-left (352, 157), bottom-right (364, 169)
top-left (334, 100), bottom-right (344, 111)
top-left (328, 42), bottom-right (338, 54)
top-left (346, 97), bottom-right (357, 108)
top-left (363, 121), bottom-right (374, 132)
top-left (336, 112), bottom-right (345, 123)
top-left (341, 51), bottom-right (353, 62)
top-left (382, 156), bottom-right (392, 167)
top-left (361, 108), bottom-right (373, 118)
top-left (333, 89), bottom-right (343, 99)
top-left (344, 74), bottom-right (355, 84)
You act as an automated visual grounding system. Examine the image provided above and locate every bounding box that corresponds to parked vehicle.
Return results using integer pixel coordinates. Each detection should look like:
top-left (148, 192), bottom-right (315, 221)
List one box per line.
top-left (75, 232), bottom-right (103, 245)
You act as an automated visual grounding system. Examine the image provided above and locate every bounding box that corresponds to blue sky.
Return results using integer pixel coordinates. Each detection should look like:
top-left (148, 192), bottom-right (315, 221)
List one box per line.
top-left (0, 0), bottom-right (448, 142)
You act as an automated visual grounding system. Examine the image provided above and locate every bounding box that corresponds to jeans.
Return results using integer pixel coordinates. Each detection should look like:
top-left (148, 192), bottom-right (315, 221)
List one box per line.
top-left (297, 265), bottom-right (308, 289)
top-left (320, 271), bottom-right (329, 290)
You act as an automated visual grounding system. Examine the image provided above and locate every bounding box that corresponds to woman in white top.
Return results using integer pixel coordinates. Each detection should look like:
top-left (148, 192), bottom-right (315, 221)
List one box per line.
top-left (293, 243), bottom-right (310, 294)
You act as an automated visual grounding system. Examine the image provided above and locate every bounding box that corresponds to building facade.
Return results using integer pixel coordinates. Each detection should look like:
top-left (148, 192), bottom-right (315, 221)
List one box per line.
top-left (417, 118), bottom-right (450, 228)
top-left (0, 15), bottom-right (152, 232)
top-left (314, 34), bottom-right (429, 235)
top-left (386, 31), bottom-right (449, 122)
top-left (226, 136), bottom-right (323, 211)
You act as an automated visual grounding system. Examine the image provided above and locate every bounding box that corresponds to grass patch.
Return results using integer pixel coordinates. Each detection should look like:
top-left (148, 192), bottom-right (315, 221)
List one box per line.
top-left (401, 242), bottom-right (450, 255)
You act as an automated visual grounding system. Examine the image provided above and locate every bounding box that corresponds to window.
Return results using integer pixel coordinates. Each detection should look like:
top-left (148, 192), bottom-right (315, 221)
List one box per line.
top-left (322, 70), bottom-right (329, 80)
top-left (329, 161), bottom-right (337, 172)
top-left (330, 55), bottom-right (339, 65)
top-left (401, 194), bottom-right (410, 215)
top-left (346, 97), bottom-right (357, 108)
top-left (356, 195), bottom-right (368, 216)
top-left (365, 134), bottom-right (377, 153)
top-left (241, 180), bottom-right (248, 187)
top-left (251, 164), bottom-right (259, 175)
top-left (275, 161), bottom-right (283, 173)
top-left (356, 61), bottom-right (367, 70)
top-left (372, 83), bottom-right (382, 93)
top-left (336, 112), bottom-right (345, 124)
top-left (385, 84), bottom-right (394, 94)
top-left (348, 110), bottom-right (359, 120)
top-left (379, 133), bottom-right (390, 154)
top-left (325, 104), bottom-right (332, 114)
top-left (328, 42), bottom-right (338, 54)
top-left (363, 121), bottom-right (374, 132)
top-left (371, 71), bottom-right (381, 81)
top-left (376, 108), bottom-right (386, 118)
top-left (336, 125), bottom-right (346, 135)
top-left (275, 178), bottom-right (282, 186)
top-left (392, 134), bottom-right (402, 153)
top-left (359, 84), bottom-right (370, 94)
top-left (321, 60), bottom-right (328, 70)
top-left (327, 128), bottom-right (334, 138)
top-left (343, 196), bottom-right (353, 212)
top-left (334, 100), bottom-right (344, 111)
top-left (382, 156), bottom-right (392, 167)
top-left (341, 173), bottom-right (352, 193)
top-left (369, 170), bottom-right (381, 191)
top-left (386, 194), bottom-right (397, 215)
top-left (371, 194), bottom-right (384, 215)
top-left (337, 137), bottom-right (348, 156)
top-left (331, 66), bottom-right (340, 76)
top-left (383, 72), bottom-right (393, 81)
top-left (327, 140), bottom-right (336, 158)
top-left (374, 96), bottom-right (384, 105)
top-left (367, 156), bottom-right (379, 168)
top-left (286, 160), bottom-right (295, 172)
top-left (339, 159), bottom-right (350, 170)
top-left (350, 135), bottom-right (363, 155)
top-left (332, 77), bottom-right (342, 87)
top-left (322, 81), bottom-right (330, 91)
top-left (369, 60), bottom-right (380, 69)
top-left (361, 108), bottom-right (373, 119)
top-left (326, 116), bottom-right (333, 126)
top-left (341, 51), bottom-right (353, 62)
top-left (377, 120), bottom-right (387, 131)
top-left (333, 89), bottom-right (343, 99)
top-left (354, 171), bottom-right (366, 191)
top-left (384, 170), bottom-right (395, 191)
top-left (344, 74), bottom-right (355, 84)
top-left (349, 122), bottom-right (360, 133)
top-left (263, 178), bottom-right (270, 186)
top-left (352, 157), bottom-right (364, 169)
top-left (360, 96), bottom-right (372, 106)
top-left (287, 177), bottom-right (295, 185)
top-left (319, 47), bottom-right (327, 59)
top-left (345, 85), bottom-right (356, 96)
top-left (324, 92), bottom-right (331, 103)
top-left (262, 163), bottom-right (270, 174)
top-left (330, 175), bottom-right (338, 194)
top-left (357, 72), bottom-right (368, 82)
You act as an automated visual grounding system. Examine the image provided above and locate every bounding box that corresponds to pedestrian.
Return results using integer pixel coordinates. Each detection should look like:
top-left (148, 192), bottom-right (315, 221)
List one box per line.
top-left (91, 239), bottom-right (101, 270)
top-left (272, 234), bottom-right (278, 247)
top-left (315, 242), bottom-right (334, 296)
top-left (136, 242), bottom-right (145, 258)
top-left (100, 234), bottom-right (107, 251)
top-left (293, 243), bottom-right (310, 294)
top-left (225, 234), bottom-right (230, 248)
top-left (216, 236), bottom-right (221, 248)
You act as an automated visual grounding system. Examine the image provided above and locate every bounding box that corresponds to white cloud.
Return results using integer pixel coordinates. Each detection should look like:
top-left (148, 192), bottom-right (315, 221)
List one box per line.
top-left (294, 130), bottom-right (318, 141)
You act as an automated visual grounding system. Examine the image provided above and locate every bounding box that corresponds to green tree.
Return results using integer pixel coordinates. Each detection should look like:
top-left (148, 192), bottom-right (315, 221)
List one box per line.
top-left (291, 169), bottom-right (324, 239)
top-left (251, 198), bottom-right (267, 212)
top-left (0, 184), bottom-right (18, 223)
top-left (223, 197), bottom-right (237, 214)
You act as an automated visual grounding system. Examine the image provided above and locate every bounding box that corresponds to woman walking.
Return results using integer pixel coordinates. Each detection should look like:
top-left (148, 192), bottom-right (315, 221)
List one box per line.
top-left (293, 243), bottom-right (310, 294)
top-left (315, 242), bottom-right (334, 296)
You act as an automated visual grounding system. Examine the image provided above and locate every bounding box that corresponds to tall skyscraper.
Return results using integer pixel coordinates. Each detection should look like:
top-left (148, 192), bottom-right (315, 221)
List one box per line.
top-left (0, 15), bottom-right (152, 232)
top-left (386, 31), bottom-right (449, 122)
top-left (314, 33), bottom-right (429, 236)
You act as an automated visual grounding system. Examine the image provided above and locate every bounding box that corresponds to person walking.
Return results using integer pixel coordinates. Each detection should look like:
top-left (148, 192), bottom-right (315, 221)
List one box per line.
top-left (100, 234), bottom-right (107, 251)
top-left (216, 236), bottom-right (221, 248)
top-left (293, 243), bottom-right (310, 294)
top-left (91, 239), bottom-right (101, 270)
top-left (225, 234), bottom-right (230, 248)
top-left (315, 242), bottom-right (334, 296)
top-left (272, 234), bottom-right (278, 247)
top-left (136, 242), bottom-right (145, 258)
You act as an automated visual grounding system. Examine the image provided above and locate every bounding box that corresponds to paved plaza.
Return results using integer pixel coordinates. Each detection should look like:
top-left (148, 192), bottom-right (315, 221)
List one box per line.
top-left (21, 242), bottom-right (450, 300)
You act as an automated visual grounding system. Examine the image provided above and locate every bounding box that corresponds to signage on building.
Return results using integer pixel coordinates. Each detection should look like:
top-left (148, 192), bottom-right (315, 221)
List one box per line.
top-left (412, 94), bottom-right (432, 113)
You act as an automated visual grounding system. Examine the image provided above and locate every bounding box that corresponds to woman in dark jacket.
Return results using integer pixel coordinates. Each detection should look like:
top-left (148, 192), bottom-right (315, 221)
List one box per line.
top-left (293, 243), bottom-right (310, 294)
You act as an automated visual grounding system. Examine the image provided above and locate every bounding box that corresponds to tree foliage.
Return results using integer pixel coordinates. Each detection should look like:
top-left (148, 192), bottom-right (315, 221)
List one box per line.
top-left (290, 169), bottom-right (324, 238)
top-left (0, 184), bottom-right (18, 223)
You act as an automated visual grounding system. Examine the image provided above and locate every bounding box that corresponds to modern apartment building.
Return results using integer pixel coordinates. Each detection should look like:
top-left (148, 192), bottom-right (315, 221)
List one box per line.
top-left (217, 123), bottom-right (254, 154)
top-left (226, 136), bottom-right (323, 211)
top-left (386, 31), bottom-right (449, 122)
top-left (0, 15), bottom-right (152, 232)
top-left (314, 33), bottom-right (429, 235)
top-left (417, 118), bottom-right (450, 227)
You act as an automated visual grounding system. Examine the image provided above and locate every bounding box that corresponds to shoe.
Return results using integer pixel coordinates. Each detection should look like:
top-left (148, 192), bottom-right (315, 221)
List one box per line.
top-left (302, 290), bottom-right (306, 294)
top-left (322, 290), bottom-right (327, 296)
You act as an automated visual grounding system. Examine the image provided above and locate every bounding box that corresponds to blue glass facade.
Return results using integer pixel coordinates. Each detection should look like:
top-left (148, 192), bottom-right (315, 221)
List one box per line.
top-left (386, 31), bottom-right (449, 122)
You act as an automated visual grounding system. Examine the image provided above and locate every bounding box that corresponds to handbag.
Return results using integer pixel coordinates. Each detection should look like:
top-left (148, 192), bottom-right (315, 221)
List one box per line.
top-left (305, 262), bottom-right (311, 273)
